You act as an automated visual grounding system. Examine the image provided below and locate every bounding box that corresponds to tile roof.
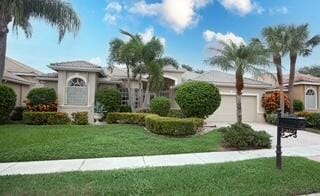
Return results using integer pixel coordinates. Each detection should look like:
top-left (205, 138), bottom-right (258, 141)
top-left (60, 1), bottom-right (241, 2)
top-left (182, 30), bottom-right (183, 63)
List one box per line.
top-left (193, 70), bottom-right (272, 88)
top-left (50, 61), bottom-right (101, 69)
top-left (5, 57), bottom-right (42, 76)
top-left (283, 73), bottom-right (320, 84)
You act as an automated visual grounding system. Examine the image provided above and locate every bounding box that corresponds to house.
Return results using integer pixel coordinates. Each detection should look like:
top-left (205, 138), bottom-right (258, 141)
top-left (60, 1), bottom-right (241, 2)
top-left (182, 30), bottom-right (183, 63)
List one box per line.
top-left (3, 57), bottom-right (272, 123)
top-left (264, 73), bottom-right (320, 112)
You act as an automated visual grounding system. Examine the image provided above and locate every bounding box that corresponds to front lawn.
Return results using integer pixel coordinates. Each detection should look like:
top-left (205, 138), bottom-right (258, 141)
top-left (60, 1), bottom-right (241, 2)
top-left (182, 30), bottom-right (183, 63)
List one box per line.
top-left (1, 157), bottom-right (320, 195)
top-left (0, 124), bottom-right (222, 162)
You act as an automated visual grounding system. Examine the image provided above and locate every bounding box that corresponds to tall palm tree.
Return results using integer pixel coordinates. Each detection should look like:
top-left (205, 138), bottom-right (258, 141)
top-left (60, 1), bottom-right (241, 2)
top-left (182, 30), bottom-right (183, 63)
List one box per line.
top-left (286, 24), bottom-right (320, 113)
top-left (262, 25), bottom-right (288, 115)
top-left (207, 41), bottom-right (270, 124)
top-left (0, 0), bottom-right (80, 82)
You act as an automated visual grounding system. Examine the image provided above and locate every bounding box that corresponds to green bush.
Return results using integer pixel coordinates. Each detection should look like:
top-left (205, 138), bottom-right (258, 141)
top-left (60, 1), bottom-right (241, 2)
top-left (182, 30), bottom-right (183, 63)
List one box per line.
top-left (295, 112), bottom-right (314, 127)
top-left (265, 113), bottom-right (278, 125)
top-left (145, 115), bottom-right (204, 136)
top-left (119, 105), bottom-right (132, 113)
top-left (72, 112), bottom-right (88, 125)
top-left (136, 108), bottom-right (151, 113)
top-left (222, 123), bottom-right (271, 150)
top-left (312, 113), bottom-right (320, 129)
top-left (168, 109), bottom-right (185, 118)
top-left (293, 99), bottom-right (304, 112)
top-left (107, 112), bottom-right (148, 126)
top-left (10, 106), bottom-right (25, 121)
top-left (150, 96), bottom-right (171, 116)
top-left (96, 89), bottom-right (121, 114)
top-left (24, 112), bottom-right (70, 125)
top-left (0, 85), bottom-right (16, 121)
top-left (175, 81), bottom-right (221, 118)
top-left (27, 88), bottom-right (57, 105)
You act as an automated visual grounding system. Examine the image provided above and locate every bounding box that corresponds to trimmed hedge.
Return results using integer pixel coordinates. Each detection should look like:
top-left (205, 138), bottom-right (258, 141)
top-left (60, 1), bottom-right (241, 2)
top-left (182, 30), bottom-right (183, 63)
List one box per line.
top-left (72, 112), bottom-right (88, 125)
top-left (23, 112), bottom-right (70, 125)
top-left (222, 123), bottom-right (271, 150)
top-left (10, 106), bottom-right (25, 121)
top-left (0, 85), bottom-right (16, 121)
top-left (96, 89), bottom-right (121, 114)
top-left (145, 115), bottom-right (204, 136)
top-left (175, 81), bottom-right (221, 118)
top-left (265, 113), bottom-right (278, 125)
top-left (107, 112), bottom-right (148, 126)
top-left (150, 96), bottom-right (171, 116)
top-left (27, 88), bottom-right (57, 105)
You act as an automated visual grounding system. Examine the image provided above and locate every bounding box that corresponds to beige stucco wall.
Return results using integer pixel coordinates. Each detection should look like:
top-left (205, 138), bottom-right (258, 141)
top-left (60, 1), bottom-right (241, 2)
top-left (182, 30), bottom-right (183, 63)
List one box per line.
top-left (41, 81), bottom-right (58, 92)
top-left (163, 71), bottom-right (184, 85)
top-left (3, 82), bottom-right (31, 106)
top-left (57, 71), bottom-right (97, 123)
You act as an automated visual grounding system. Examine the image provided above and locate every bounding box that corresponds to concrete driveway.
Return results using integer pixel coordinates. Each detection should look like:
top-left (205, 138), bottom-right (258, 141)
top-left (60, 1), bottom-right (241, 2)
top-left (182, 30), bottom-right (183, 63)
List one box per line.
top-left (213, 122), bottom-right (320, 148)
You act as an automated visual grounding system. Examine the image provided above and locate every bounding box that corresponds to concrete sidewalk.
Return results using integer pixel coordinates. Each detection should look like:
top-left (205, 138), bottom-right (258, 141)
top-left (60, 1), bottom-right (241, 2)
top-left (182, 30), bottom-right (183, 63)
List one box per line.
top-left (1, 145), bottom-right (320, 176)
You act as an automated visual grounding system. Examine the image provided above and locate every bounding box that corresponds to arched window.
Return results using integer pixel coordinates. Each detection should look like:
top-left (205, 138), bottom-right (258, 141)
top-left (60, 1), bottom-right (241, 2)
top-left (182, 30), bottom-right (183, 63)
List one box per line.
top-left (66, 77), bottom-right (88, 105)
top-left (305, 88), bottom-right (317, 109)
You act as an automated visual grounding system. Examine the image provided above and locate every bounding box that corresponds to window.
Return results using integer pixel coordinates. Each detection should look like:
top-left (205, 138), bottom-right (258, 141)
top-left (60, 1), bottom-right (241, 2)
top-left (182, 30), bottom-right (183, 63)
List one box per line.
top-left (120, 89), bottom-right (139, 108)
top-left (305, 88), bottom-right (317, 109)
top-left (66, 77), bottom-right (88, 105)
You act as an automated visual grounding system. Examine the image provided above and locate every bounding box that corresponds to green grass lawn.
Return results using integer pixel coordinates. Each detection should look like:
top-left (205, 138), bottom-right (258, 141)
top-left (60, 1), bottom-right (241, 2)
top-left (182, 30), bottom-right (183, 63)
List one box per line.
top-left (1, 157), bottom-right (320, 195)
top-left (0, 124), bottom-right (222, 162)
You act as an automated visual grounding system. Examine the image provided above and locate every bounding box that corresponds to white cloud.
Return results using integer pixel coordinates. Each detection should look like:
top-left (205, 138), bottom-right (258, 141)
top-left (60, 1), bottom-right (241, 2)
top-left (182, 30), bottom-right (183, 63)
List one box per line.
top-left (219, 0), bottom-right (261, 16)
top-left (89, 57), bottom-right (103, 66)
top-left (129, 0), bottom-right (213, 33)
top-left (139, 27), bottom-right (166, 47)
top-left (104, 2), bottom-right (122, 24)
top-left (269, 6), bottom-right (288, 15)
top-left (203, 30), bottom-right (245, 46)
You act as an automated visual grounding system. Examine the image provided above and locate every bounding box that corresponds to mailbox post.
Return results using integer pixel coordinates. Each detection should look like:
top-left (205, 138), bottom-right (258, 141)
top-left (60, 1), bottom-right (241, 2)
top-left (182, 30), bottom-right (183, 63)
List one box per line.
top-left (276, 113), bottom-right (306, 170)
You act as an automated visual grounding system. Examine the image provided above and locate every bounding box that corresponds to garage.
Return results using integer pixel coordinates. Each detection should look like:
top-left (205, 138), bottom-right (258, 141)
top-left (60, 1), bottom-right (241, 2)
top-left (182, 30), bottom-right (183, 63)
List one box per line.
top-left (206, 94), bottom-right (258, 123)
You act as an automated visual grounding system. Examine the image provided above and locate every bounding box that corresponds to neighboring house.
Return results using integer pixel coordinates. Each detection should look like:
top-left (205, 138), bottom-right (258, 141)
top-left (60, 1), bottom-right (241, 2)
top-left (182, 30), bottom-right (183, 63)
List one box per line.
top-left (3, 57), bottom-right (272, 123)
top-left (264, 73), bottom-right (320, 112)
top-left (2, 57), bottom-right (43, 106)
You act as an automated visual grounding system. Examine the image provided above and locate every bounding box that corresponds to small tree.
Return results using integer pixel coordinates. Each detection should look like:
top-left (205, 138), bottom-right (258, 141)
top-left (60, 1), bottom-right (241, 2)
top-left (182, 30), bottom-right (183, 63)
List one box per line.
top-left (27, 88), bottom-right (57, 105)
top-left (262, 92), bottom-right (290, 113)
top-left (150, 96), bottom-right (171, 116)
top-left (96, 89), bottom-right (121, 114)
top-left (175, 81), bottom-right (221, 118)
top-left (0, 85), bottom-right (16, 121)
top-left (293, 99), bottom-right (304, 112)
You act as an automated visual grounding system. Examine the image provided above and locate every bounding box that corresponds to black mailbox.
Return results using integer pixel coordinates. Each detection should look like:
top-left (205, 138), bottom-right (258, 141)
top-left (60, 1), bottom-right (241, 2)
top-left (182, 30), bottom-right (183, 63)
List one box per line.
top-left (278, 116), bottom-right (307, 130)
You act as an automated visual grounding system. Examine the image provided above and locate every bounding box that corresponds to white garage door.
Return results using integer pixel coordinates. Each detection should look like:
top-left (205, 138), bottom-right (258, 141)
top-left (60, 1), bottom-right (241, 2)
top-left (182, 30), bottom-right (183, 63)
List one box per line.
top-left (207, 95), bottom-right (257, 123)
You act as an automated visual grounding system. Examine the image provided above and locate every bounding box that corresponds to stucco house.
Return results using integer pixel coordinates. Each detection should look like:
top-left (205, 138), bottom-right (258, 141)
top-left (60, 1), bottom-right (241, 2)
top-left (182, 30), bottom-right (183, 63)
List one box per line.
top-left (3, 57), bottom-right (272, 123)
top-left (264, 73), bottom-right (320, 112)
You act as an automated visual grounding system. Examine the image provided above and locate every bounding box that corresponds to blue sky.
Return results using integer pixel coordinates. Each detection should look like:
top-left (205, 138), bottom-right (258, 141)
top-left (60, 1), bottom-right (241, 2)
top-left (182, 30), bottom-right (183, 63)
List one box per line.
top-left (6, 0), bottom-right (320, 73)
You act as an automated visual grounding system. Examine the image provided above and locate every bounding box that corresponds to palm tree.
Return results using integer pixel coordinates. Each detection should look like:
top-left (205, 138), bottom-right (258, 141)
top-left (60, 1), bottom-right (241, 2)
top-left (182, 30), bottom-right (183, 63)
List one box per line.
top-left (286, 24), bottom-right (320, 113)
top-left (0, 0), bottom-right (80, 82)
top-left (262, 25), bottom-right (288, 115)
top-left (207, 41), bottom-right (270, 124)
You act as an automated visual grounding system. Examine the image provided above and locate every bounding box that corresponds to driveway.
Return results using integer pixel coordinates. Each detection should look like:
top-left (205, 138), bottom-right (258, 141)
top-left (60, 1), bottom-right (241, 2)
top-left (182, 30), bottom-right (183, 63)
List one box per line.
top-left (213, 122), bottom-right (320, 148)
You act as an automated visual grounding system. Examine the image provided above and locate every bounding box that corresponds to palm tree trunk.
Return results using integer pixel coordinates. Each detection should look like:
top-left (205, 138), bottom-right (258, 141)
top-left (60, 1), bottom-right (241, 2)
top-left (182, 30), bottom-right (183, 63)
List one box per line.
top-left (0, 15), bottom-right (10, 84)
top-left (138, 74), bottom-right (143, 109)
top-left (143, 75), bottom-right (151, 108)
top-left (274, 55), bottom-right (284, 116)
top-left (288, 53), bottom-right (297, 113)
top-left (126, 67), bottom-right (133, 110)
top-left (236, 70), bottom-right (244, 124)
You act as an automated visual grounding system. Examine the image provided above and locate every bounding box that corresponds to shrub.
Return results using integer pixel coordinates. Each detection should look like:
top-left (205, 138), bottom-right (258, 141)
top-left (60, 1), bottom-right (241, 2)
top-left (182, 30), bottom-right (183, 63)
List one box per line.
top-left (136, 108), bottom-right (151, 113)
top-left (72, 112), bottom-right (88, 125)
top-left (265, 113), bottom-right (278, 125)
top-left (27, 88), bottom-right (57, 105)
top-left (175, 81), bottom-right (221, 118)
top-left (150, 96), bottom-right (171, 116)
top-left (293, 99), bottom-right (304, 112)
top-left (10, 106), bottom-right (25, 121)
top-left (107, 112), bottom-right (148, 125)
top-left (145, 115), bottom-right (204, 136)
top-left (262, 92), bottom-right (290, 113)
top-left (168, 109), bottom-right (185, 118)
top-left (222, 123), bottom-right (271, 150)
top-left (96, 89), bottom-right (121, 114)
top-left (119, 105), bottom-right (132, 113)
top-left (312, 113), bottom-right (320, 129)
top-left (23, 112), bottom-right (70, 125)
top-left (0, 85), bottom-right (16, 121)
